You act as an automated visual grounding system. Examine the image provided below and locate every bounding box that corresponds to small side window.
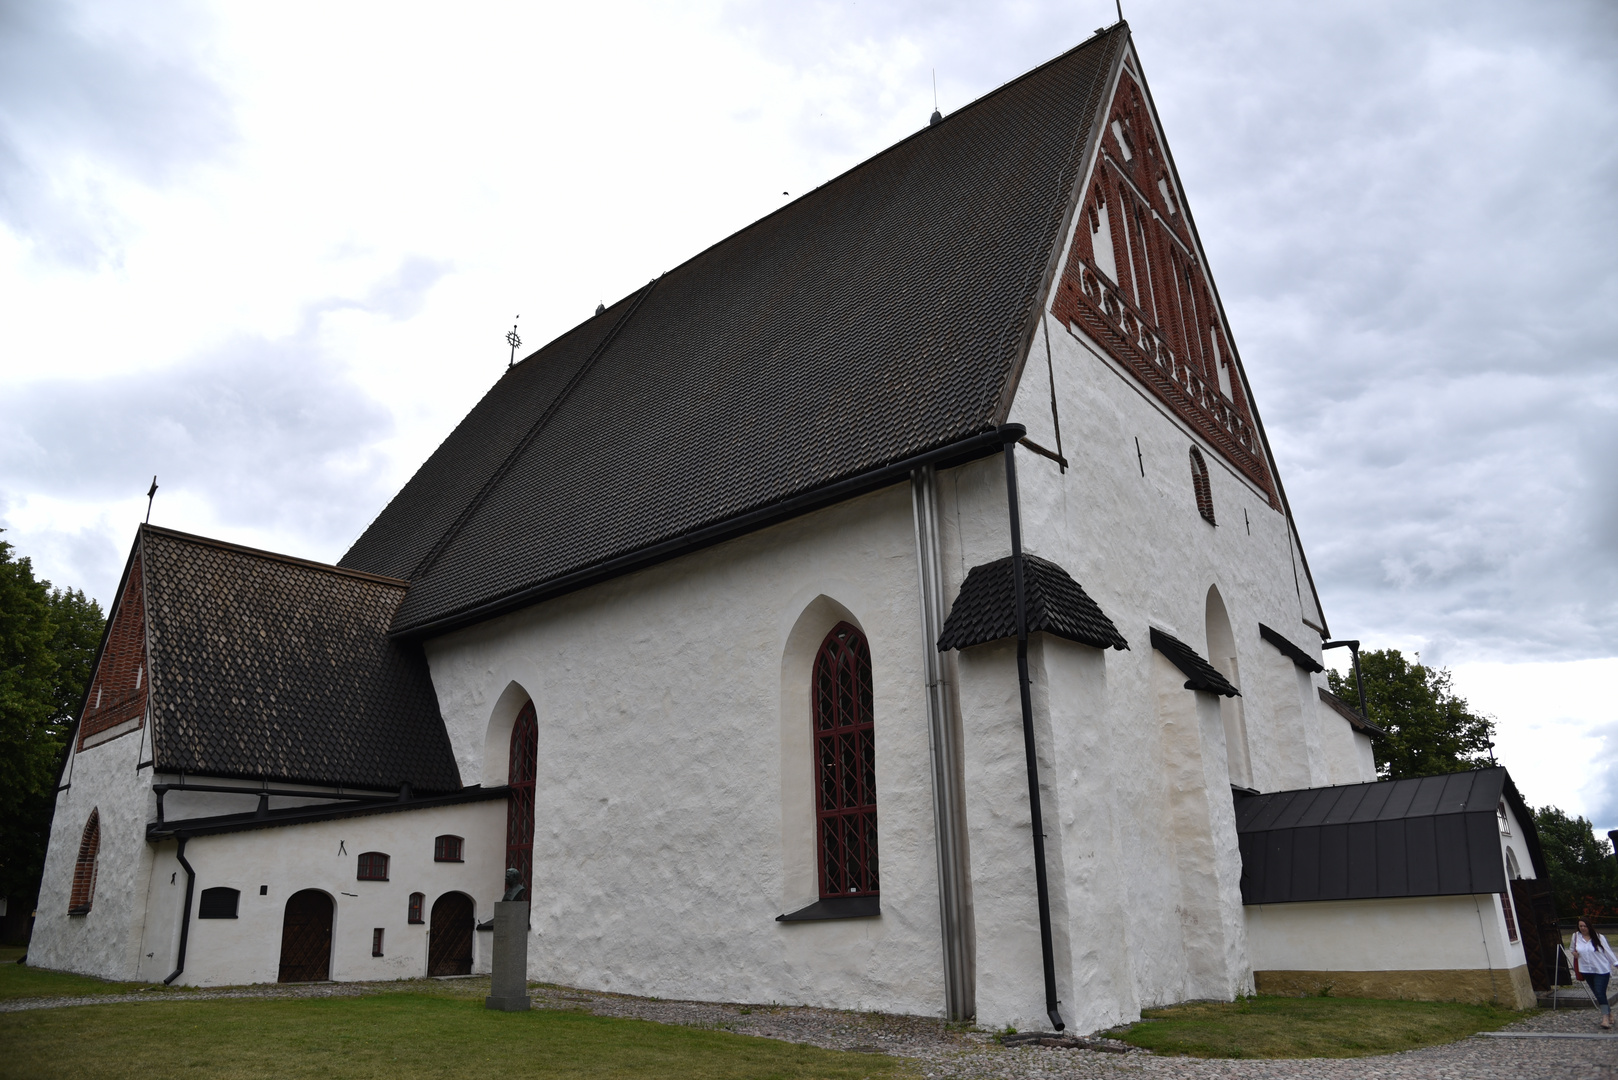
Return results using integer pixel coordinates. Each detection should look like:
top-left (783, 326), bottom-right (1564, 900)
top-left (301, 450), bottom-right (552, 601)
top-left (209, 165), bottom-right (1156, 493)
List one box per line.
top-left (408, 892), bottom-right (425, 924)
top-left (198, 887), bottom-right (240, 919)
top-left (1497, 802), bottom-right (1511, 836)
top-left (372, 928), bottom-right (385, 957)
top-left (434, 835), bottom-right (464, 863)
top-left (357, 852), bottom-right (390, 881)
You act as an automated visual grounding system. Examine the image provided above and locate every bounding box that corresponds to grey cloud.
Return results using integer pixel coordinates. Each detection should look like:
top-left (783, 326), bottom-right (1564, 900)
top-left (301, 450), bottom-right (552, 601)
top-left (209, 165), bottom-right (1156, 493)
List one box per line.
top-left (0, 0), bottom-right (235, 265)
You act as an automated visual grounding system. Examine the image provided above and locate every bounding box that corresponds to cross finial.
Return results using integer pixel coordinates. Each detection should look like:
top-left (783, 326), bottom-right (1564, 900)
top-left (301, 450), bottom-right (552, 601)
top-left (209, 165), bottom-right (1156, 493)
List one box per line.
top-left (144, 476), bottom-right (158, 524)
top-left (506, 316), bottom-right (522, 367)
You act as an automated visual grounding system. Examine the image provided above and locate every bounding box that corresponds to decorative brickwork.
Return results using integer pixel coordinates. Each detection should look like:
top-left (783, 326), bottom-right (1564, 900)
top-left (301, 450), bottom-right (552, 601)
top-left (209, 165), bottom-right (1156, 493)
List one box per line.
top-left (1190, 446), bottom-right (1216, 525)
top-left (78, 553), bottom-right (147, 750)
top-left (68, 809), bottom-right (100, 914)
top-left (1051, 71), bottom-right (1278, 506)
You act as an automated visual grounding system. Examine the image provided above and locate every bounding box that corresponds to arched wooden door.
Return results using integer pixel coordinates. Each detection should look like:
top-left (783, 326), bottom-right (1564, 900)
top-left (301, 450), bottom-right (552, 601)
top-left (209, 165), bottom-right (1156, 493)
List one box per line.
top-left (278, 890), bottom-right (333, 982)
top-left (428, 892), bottom-right (474, 976)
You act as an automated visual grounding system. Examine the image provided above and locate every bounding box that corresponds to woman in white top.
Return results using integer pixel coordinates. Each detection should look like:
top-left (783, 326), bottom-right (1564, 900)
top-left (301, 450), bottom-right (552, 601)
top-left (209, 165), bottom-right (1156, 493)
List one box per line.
top-left (1570, 918), bottom-right (1615, 1029)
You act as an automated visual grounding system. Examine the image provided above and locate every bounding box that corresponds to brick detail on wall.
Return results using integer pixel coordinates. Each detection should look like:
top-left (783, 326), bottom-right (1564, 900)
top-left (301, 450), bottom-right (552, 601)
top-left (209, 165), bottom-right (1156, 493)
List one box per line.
top-left (78, 551), bottom-right (148, 750)
top-left (1190, 447), bottom-right (1216, 525)
top-left (68, 809), bottom-right (100, 914)
top-left (1051, 71), bottom-right (1278, 507)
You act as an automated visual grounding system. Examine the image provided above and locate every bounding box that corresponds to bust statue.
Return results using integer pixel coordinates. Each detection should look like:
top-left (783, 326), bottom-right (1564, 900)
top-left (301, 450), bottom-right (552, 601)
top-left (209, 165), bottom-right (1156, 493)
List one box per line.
top-left (502, 867), bottom-right (526, 902)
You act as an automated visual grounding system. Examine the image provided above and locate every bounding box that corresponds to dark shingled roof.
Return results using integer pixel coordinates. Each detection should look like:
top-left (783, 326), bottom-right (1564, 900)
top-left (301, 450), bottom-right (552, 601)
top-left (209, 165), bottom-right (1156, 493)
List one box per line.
top-left (1234, 767), bottom-right (1542, 905)
top-left (140, 526), bottom-right (462, 793)
top-left (1318, 686), bottom-right (1386, 737)
top-left (340, 27), bottom-right (1128, 637)
top-left (1258, 622), bottom-right (1323, 673)
top-left (1150, 627), bottom-right (1239, 696)
top-left (936, 554), bottom-right (1128, 652)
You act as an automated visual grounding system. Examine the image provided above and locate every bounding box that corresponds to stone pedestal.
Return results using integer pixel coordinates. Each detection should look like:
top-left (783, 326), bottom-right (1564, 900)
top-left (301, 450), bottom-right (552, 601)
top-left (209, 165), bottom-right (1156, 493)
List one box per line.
top-left (484, 900), bottom-right (531, 1011)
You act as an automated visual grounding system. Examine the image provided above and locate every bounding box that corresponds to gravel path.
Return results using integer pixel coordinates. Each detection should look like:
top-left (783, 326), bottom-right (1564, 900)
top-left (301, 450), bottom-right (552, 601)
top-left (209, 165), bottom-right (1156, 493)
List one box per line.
top-left (4, 976), bottom-right (1614, 1078)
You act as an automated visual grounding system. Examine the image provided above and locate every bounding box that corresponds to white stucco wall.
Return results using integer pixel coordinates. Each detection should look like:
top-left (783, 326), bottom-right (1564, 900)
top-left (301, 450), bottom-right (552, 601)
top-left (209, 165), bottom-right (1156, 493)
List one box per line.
top-left (426, 484), bottom-right (958, 1017)
top-left (134, 800), bottom-right (505, 986)
top-left (1247, 893), bottom-right (1528, 974)
top-left (31, 722), bottom-right (154, 980)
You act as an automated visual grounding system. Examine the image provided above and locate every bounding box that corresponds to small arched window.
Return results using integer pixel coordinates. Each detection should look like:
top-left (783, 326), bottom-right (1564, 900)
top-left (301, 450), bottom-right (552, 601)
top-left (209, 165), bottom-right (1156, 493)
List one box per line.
top-left (1189, 447), bottom-right (1215, 526)
top-left (356, 852), bottom-right (390, 881)
top-left (813, 623), bottom-right (878, 899)
top-left (69, 810), bottom-right (100, 915)
top-left (408, 892), bottom-right (425, 924)
top-left (434, 835), bottom-right (464, 862)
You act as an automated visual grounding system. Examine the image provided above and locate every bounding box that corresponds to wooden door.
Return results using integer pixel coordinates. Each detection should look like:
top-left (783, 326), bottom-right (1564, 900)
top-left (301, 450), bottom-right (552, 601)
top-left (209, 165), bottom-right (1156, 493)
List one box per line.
top-left (278, 889), bottom-right (333, 982)
top-left (428, 892), bottom-right (474, 976)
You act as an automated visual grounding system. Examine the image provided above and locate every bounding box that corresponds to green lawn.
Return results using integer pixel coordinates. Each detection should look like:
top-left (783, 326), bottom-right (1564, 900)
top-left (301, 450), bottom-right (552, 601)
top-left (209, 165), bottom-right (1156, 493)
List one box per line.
top-left (1110, 994), bottom-right (1526, 1058)
top-left (0, 946), bottom-right (167, 1001)
top-left (0, 993), bottom-right (907, 1080)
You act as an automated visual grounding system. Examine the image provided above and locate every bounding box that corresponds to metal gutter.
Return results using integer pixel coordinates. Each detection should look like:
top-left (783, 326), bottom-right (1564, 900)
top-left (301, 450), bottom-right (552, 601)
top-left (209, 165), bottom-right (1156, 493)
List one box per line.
top-left (394, 426), bottom-right (1024, 640)
top-left (1002, 436), bottom-right (1066, 1032)
top-left (911, 464), bottom-right (975, 1020)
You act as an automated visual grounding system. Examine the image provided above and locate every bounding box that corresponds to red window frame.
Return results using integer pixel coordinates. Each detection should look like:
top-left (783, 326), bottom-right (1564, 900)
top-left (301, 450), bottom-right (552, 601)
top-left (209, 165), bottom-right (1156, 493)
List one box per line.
top-left (372, 928), bottom-right (385, 956)
top-left (1500, 891), bottom-right (1519, 942)
top-left (408, 892), bottom-right (424, 924)
top-left (813, 623), bottom-right (879, 899)
top-left (434, 835), bottom-right (464, 862)
top-left (507, 702), bottom-right (538, 900)
top-left (356, 852), bottom-right (389, 881)
top-left (68, 810), bottom-right (101, 915)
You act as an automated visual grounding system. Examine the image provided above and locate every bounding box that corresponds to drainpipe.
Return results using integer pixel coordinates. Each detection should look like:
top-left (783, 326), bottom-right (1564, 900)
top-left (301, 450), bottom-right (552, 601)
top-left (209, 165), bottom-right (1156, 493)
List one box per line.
top-left (163, 835), bottom-right (194, 985)
top-left (1003, 437), bottom-right (1065, 1033)
top-left (911, 463), bottom-right (974, 1021)
top-left (1323, 640), bottom-right (1369, 723)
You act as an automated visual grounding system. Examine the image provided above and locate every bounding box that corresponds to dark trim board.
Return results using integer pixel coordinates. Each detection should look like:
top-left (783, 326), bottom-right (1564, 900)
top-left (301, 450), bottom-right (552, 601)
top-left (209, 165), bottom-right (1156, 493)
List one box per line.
top-left (1259, 622), bottom-right (1323, 673)
top-left (146, 786), bottom-right (510, 842)
top-left (777, 897), bottom-right (881, 922)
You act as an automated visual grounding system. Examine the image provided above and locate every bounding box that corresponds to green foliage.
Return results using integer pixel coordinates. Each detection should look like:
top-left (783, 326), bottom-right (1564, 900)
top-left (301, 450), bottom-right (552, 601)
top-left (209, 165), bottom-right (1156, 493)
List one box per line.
top-left (1327, 649), bottom-right (1495, 780)
top-left (1533, 806), bottom-right (1618, 919)
top-left (0, 993), bottom-right (903, 1080)
top-left (1113, 995), bottom-right (1522, 1059)
top-left (0, 536), bottom-right (105, 910)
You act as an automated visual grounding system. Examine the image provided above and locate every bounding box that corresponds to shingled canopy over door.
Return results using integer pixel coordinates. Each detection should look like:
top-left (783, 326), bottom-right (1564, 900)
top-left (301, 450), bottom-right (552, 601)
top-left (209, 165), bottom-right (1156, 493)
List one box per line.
top-left (428, 892), bottom-right (474, 976)
top-left (278, 889), bottom-right (333, 982)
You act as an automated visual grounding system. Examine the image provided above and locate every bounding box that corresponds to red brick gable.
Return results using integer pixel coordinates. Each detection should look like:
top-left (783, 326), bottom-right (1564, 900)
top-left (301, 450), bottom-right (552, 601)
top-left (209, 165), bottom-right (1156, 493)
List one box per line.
top-left (78, 550), bottom-right (148, 750)
top-left (1050, 67), bottom-right (1277, 506)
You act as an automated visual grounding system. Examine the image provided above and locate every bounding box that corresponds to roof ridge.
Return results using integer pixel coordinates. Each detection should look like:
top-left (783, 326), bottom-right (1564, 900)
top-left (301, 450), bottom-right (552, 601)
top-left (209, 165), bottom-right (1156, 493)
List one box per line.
top-left (141, 525), bottom-right (410, 587)
top-left (614, 25), bottom-right (1128, 299)
top-left (406, 277), bottom-right (661, 581)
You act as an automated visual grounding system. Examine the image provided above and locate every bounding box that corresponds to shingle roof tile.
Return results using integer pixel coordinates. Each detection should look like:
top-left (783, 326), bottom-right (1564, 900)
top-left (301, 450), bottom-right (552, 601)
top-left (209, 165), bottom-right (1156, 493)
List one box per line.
top-left (141, 527), bottom-right (461, 792)
top-left (339, 29), bottom-right (1127, 637)
top-left (1149, 627), bottom-right (1239, 697)
top-left (937, 554), bottom-right (1128, 652)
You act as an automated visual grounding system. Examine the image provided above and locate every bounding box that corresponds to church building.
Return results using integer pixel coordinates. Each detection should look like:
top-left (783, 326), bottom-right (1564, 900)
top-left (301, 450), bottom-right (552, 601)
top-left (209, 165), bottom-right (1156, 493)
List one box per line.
top-left (30, 23), bottom-right (1551, 1029)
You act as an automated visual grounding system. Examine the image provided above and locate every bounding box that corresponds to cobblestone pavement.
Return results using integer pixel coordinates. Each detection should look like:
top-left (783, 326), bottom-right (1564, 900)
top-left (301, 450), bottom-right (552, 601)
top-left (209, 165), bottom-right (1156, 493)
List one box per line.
top-left (4, 976), bottom-right (1615, 1078)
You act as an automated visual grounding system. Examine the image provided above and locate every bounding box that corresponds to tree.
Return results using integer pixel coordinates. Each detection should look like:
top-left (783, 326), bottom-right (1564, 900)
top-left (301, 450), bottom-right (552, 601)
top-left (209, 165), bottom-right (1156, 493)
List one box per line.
top-left (1533, 806), bottom-right (1618, 919)
top-left (1328, 648), bottom-right (1496, 780)
top-left (0, 536), bottom-right (105, 930)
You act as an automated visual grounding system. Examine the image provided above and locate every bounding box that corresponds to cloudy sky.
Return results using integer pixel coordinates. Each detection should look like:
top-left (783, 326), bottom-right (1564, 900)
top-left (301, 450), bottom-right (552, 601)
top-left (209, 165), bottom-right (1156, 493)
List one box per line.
top-left (2, 0), bottom-right (1614, 826)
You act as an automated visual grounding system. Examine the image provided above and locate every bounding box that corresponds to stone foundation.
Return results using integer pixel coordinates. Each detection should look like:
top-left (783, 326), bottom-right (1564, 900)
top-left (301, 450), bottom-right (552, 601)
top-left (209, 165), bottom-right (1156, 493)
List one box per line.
top-left (1254, 965), bottom-right (1535, 1009)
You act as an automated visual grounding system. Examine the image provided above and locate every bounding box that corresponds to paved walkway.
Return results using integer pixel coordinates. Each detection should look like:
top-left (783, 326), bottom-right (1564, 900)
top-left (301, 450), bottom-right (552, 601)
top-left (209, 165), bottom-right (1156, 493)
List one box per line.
top-left (4, 977), bottom-right (1614, 1078)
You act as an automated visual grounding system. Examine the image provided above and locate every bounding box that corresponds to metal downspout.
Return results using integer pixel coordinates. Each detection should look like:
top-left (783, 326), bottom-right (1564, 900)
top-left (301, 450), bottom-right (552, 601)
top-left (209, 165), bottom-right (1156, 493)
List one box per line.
top-left (911, 464), bottom-right (974, 1021)
top-left (1003, 438), bottom-right (1066, 1032)
top-left (163, 835), bottom-right (194, 985)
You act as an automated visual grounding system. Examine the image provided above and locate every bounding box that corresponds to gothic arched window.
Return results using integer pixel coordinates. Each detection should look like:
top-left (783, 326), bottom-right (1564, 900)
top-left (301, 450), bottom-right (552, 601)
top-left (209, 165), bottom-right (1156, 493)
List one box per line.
top-left (507, 701), bottom-right (538, 900)
top-left (1190, 447), bottom-right (1215, 526)
top-left (813, 623), bottom-right (878, 898)
top-left (69, 810), bottom-right (100, 915)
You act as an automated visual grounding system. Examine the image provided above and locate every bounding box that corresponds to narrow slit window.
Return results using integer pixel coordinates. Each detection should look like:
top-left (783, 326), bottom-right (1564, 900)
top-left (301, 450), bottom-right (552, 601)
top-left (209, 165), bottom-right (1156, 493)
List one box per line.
top-left (372, 928), bottom-right (385, 956)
